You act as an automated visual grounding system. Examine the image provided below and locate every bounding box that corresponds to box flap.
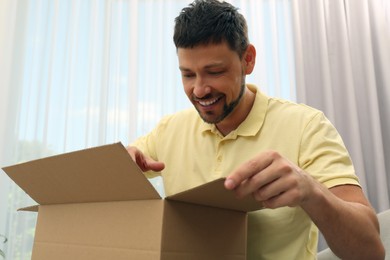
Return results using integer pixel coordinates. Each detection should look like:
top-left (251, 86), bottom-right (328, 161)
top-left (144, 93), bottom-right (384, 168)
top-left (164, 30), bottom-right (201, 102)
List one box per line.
top-left (161, 200), bottom-right (247, 260)
top-left (19, 205), bottom-right (39, 212)
top-left (2, 143), bottom-right (160, 205)
top-left (167, 178), bottom-right (263, 212)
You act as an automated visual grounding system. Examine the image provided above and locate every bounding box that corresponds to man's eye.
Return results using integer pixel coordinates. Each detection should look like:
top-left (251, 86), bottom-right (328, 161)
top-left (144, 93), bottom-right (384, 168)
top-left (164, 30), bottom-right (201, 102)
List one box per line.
top-left (209, 71), bottom-right (223, 75)
top-left (183, 74), bottom-right (195, 78)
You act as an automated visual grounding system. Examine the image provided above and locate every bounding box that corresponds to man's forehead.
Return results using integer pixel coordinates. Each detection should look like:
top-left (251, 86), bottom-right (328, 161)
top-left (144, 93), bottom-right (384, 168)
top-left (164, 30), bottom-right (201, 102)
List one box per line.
top-left (177, 44), bottom-right (237, 67)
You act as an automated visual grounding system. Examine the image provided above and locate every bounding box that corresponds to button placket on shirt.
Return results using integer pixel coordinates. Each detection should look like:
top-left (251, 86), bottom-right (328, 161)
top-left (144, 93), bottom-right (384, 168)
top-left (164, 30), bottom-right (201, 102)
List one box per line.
top-left (210, 130), bottom-right (237, 178)
top-left (212, 139), bottom-right (225, 178)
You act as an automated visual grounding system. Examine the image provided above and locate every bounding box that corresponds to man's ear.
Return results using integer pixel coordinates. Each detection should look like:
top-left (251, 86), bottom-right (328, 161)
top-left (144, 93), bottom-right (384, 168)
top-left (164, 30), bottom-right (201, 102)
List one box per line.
top-left (243, 44), bottom-right (256, 74)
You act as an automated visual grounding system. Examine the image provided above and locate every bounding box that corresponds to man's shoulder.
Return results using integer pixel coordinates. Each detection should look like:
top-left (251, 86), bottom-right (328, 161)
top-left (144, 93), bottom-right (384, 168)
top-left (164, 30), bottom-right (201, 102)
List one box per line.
top-left (266, 96), bottom-right (323, 120)
top-left (250, 85), bottom-right (323, 121)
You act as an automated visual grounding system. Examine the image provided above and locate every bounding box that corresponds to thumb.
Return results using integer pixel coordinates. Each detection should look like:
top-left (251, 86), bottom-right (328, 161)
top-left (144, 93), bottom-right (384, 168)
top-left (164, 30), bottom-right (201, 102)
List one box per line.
top-left (144, 158), bottom-right (165, 172)
top-left (134, 148), bottom-right (165, 172)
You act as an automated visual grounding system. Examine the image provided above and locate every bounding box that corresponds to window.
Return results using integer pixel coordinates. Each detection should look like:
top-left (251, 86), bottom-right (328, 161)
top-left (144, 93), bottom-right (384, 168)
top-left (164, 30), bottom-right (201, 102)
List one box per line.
top-left (0, 1), bottom-right (295, 258)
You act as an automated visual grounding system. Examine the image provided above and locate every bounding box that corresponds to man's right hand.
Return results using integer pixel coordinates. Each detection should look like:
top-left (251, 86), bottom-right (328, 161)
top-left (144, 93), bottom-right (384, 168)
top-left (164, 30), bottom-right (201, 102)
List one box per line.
top-left (126, 146), bottom-right (165, 172)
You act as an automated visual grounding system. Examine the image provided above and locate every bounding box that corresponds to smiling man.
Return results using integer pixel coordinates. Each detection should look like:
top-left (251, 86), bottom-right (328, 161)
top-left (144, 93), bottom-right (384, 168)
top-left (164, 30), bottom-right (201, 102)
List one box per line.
top-left (179, 42), bottom-right (255, 134)
top-left (127, 0), bottom-right (384, 259)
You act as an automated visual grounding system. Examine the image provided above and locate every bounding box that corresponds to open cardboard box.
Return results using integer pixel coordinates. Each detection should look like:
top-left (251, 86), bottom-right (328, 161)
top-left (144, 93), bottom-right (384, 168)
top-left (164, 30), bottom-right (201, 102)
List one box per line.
top-left (2, 142), bottom-right (262, 260)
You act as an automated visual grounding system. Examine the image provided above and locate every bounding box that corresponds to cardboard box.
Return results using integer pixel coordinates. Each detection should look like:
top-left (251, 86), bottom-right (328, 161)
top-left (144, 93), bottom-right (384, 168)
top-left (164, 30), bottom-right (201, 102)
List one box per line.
top-left (2, 143), bottom-right (262, 260)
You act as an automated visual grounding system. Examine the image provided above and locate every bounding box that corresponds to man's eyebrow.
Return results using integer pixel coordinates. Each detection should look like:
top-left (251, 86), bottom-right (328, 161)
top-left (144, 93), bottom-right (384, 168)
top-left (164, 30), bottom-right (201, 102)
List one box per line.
top-left (179, 66), bottom-right (191, 72)
top-left (205, 62), bottom-right (224, 69)
top-left (179, 62), bottom-right (225, 71)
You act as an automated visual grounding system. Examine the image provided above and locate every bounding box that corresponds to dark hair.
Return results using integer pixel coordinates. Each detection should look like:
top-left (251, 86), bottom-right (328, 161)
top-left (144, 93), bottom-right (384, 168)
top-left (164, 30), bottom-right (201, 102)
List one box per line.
top-left (173, 0), bottom-right (249, 58)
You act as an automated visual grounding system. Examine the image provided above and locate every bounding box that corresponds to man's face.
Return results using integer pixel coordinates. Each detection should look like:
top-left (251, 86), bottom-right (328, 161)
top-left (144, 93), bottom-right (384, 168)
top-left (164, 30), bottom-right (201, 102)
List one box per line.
top-left (178, 42), bottom-right (247, 124)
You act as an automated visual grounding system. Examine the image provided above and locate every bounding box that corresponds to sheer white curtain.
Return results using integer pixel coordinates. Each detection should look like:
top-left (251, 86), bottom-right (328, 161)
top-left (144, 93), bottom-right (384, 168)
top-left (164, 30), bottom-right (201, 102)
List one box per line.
top-left (292, 0), bottom-right (390, 250)
top-left (0, 0), bottom-right (295, 258)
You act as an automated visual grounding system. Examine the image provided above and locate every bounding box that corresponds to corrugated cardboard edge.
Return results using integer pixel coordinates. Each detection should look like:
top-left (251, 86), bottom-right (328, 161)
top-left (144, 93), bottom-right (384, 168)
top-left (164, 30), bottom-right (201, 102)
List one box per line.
top-left (18, 205), bottom-right (39, 212)
top-left (3, 142), bottom-right (262, 214)
top-left (167, 178), bottom-right (263, 212)
top-left (2, 142), bottom-right (161, 207)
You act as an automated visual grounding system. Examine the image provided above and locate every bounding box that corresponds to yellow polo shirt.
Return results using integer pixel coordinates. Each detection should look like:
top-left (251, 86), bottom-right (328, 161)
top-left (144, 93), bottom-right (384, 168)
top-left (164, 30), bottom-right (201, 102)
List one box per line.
top-left (132, 84), bottom-right (359, 259)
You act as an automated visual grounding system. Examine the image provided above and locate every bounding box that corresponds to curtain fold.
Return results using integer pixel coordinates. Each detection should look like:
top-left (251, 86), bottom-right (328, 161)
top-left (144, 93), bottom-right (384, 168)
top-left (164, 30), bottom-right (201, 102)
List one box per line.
top-left (0, 0), bottom-right (19, 256)
top-left (0, 5), bottom-right (34, 258)
top-left (292, 0), bottom-right (390, 249)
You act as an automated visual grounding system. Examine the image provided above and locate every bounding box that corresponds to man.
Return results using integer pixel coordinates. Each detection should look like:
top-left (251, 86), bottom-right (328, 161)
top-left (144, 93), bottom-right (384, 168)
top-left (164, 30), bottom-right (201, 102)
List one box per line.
top-left (127, 0), bottom-right (385, 259)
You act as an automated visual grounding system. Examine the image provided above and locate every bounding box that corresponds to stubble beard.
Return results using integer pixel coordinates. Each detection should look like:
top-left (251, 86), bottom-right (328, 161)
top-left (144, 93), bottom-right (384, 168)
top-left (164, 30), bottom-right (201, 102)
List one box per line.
top-left (197, 83), bottom-right (246, 124)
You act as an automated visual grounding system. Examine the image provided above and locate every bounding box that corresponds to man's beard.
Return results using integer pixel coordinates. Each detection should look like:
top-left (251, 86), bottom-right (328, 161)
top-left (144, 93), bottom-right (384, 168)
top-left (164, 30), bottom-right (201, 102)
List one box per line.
top-left (197, 83), bottom-right (246, 124)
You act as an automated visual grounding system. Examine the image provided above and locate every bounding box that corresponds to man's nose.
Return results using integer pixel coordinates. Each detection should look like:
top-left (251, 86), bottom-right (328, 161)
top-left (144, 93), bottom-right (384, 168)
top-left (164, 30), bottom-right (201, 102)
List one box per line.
top-left (193, 77), bottom-right (211, 98)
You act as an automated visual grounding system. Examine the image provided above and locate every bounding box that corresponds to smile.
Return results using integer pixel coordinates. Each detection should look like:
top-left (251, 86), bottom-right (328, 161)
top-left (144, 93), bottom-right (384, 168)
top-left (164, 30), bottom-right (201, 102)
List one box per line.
top-left (195, 96), bottom-right (222, 107)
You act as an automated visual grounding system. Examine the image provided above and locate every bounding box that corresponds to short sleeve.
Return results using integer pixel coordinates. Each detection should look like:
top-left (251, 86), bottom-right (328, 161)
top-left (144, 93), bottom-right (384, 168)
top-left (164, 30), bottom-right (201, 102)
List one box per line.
top-left (299, 112), bottom-right (360, 188)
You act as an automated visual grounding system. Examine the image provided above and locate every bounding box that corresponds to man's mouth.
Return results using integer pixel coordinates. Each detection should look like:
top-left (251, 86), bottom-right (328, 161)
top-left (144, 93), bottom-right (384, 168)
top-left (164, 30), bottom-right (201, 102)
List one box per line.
top-left (195, 96), bottom-right (223, 107)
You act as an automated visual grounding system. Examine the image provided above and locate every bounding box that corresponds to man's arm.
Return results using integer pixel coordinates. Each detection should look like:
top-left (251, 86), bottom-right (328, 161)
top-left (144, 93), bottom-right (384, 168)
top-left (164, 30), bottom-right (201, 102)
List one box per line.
top-left (224, 151), bottom-right (385, 260)
top-left (303, 184), bottom-right (384, 259)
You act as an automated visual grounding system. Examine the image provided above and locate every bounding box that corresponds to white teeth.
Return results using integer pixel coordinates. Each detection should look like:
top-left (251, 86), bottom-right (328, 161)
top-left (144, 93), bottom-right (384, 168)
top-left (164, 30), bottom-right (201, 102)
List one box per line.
top-left (199, 97), bottom-right (220, 106)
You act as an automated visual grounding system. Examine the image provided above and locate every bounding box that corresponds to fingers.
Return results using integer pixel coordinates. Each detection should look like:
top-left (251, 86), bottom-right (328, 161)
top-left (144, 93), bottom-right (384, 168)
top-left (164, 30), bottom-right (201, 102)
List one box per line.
top-left (135, 150), bottom-right (165, 172)
top-left (252, 179), bottom-right (299, 208)
top-left (260, 191), bottom-right (289, 209)
top-left (224, 151), bottom-right (306, 208)
top-left (145, 159), bottom-right (165, 172)
top-left (224, 151), bottom-right (277, 191)
top-left (135, 150), bottom-right (147, 170)
top-left (127, 146), bottom-right (165, 172)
